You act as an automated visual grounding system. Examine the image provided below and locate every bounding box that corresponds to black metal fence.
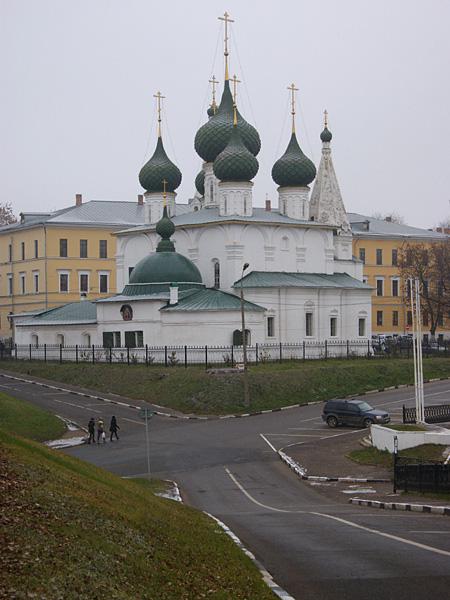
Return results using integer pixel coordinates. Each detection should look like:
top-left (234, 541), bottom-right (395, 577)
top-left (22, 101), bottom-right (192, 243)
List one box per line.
top-left (402, 404), bottom-right (450, 424)
top-left (395, 457), bottom-right (450, 493)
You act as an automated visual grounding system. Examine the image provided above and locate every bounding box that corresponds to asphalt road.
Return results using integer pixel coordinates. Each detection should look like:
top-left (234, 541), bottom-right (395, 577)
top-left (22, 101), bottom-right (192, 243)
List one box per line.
top-left (2, 369), bottom-right (450, 600)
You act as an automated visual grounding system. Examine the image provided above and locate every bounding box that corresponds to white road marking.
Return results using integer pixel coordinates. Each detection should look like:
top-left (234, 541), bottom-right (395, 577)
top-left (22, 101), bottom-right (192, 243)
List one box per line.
top-left (259, 433), bottom-right (277, 453)
top-left (51, 398), bottom-right (101, 413)
top-left (122, 417), bottom-right (145, 425)
top-left (225, 468), bottom-right (305, 514)
top-left (263, 433), bottom-right (323, 437)
top-left (409, 531), bottom-right (450, 534)
top-left (312, 512), bottom-right (450, 558)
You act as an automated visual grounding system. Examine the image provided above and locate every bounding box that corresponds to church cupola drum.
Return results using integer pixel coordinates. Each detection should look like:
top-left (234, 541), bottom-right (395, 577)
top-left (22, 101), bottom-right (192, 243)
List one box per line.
top-left (139, 91), bottom-right (182, 224)
top-left (272, 84), bottom-right (316, 221)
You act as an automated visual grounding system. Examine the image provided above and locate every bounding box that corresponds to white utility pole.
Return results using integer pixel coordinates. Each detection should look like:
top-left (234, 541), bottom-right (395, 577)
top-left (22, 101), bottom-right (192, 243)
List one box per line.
top-left (410, 278), bottom-right (425, 423)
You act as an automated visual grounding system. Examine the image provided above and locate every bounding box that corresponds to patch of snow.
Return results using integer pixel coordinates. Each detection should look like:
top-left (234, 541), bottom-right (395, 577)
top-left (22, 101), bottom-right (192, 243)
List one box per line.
top-left (341, 487), bottom-right (376, 494)
top-left (45, 436), bottom-right (86, 449)
top-left (156, 480), bottom-right (182, 502)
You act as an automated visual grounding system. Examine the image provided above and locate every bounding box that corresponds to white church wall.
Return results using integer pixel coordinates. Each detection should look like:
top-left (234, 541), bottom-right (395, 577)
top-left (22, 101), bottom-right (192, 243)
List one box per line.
top-left (14, 323), bottom-right (97, 348)
top-left (117, 233), bottom-right (153, 289)
top-left (96, 299), bottom-right (164, 347)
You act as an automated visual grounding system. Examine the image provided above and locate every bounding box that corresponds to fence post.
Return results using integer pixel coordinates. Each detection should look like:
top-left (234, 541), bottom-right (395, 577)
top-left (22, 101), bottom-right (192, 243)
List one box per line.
top-left (44, 343), bottom-right (47, 363)
top-left (109, 346), bottom-right (112, 364)
top-left (347, 340), bottom-right (349, 359)
top-left (29, 343), bottom-right (32, 361)
top-left (75, 344), bottom-right (78, 364)
top-left (255, 343), bottom-right (259, 365)
top-left (59, 344), bottom-right (62, 364)
top-left (231, 345), bottom-right (234, 366)
top-left (303, 340), bottom-right (306, 361)
top-left (279, 342), bottom-right (282, 363)
top-left (184, 345), bottom-right (187, 368)
top-left (92, 344), bottom-right (95, 364)
top-left (127, 346), bottom-right (130, 365)
top-left (324, 340), bottom-right (328, 360)
top-left (393, 436), bottom-right (398, 494)
top-left (205, 345), bottom-right (208, 370)
top-left (14, 344), bottom-right (17, 360)
top-left (145, 344), bottom-right (148, 366)
top-left (367, 339), bottom-right (370, 358)
top-left (164, 346), bottom-right (168, 367)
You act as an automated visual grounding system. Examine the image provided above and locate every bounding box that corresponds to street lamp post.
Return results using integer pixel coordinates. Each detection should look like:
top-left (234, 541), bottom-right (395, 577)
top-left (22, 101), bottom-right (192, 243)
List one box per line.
top-left (240, 263), bottom-right (250, 407)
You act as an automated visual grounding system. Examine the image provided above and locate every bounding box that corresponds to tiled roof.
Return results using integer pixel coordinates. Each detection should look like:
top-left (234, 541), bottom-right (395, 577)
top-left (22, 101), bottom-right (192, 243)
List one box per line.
top-left (161, 288), bottom-right (265, 312)
top-left (348, 213), bottom-right (446, 239)
top-left (16, 301), bottom-right (97, 326)
top-left (233, 271), bottom-right (372, 289)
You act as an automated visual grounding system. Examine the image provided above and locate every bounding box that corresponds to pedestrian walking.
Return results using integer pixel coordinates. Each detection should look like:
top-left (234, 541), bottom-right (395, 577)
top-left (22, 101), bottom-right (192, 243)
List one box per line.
top-left (109, 415), bottom-right (120, 441)
top-left (97, 418), bottom-right (106, 444)
top-left (88, 417), bottom-right (96, 444)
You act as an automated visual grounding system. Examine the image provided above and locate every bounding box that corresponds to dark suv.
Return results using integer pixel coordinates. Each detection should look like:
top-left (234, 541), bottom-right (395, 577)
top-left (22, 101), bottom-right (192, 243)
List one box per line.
top-left (322, 399), bottom-right (390, 428)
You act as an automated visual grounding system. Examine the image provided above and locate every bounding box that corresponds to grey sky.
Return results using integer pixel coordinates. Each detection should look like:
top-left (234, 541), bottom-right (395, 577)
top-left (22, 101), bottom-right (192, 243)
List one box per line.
top-left (1, 0), bottom-right (449, 227)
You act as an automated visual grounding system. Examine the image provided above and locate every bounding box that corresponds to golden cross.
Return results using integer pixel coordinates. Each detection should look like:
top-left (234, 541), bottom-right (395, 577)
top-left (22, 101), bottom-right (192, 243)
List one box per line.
top-left (218, 11), bottom-right (234, 80)
top-left (153, 91), bottom-right (165, 136)
top-left (209, 75), bottom-right (219, 111)
top-left (287, 83), bottom-right (299, 133)
top-left (162, 179), bottom-right (168, 207)
top-left (324, 109), bottom-right (328, 128)
top-left (231, 74), bottom-right (241, 105)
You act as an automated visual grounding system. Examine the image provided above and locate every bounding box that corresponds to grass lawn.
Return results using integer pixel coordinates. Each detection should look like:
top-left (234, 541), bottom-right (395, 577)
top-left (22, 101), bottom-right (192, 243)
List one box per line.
top-left (0, 392), bottom-right (66, 441)
top-left (347, 444), bottom-right (447, 470)
top-left (2, 357), bottom-right (450, 415)
top-left (0, 431), bottom-right (276, 599)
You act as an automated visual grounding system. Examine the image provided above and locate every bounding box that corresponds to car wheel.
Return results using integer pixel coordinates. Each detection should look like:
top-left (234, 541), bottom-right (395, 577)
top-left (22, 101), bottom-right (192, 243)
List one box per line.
top-left (363, 418), bottom-right (372, 428)
top-left (326, 415), bottom-right (338, 428)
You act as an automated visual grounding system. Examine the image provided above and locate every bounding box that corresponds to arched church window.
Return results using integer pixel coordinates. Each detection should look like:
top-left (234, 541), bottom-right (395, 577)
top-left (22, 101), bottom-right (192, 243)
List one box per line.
top-left (56, 334), bottom-right (65, 347)
top-left (31, 334), bottom-right (38, 348)
top-left (281, 236), bottom-right (289, 251)
top-left (212, 260), bottom-right (220, 288)
top-left (232, 329), bottom-right (250, 346)
top-left (210, 180), bottom-right (214, 202)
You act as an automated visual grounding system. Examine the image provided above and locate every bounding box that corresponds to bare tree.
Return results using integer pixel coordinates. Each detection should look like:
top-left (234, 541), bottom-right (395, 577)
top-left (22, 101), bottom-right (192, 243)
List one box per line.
top-left (0, 202), bottom-right (17, 225)
top-left (371, 211), bottom-right (406, 225)
top-left (398, 240), bottom-right (450, 339)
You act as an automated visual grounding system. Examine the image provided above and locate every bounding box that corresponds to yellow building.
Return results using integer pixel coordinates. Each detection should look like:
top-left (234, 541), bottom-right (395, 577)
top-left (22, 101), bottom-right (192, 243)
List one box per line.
top-left (349, 213), bottom-right (449, 340)
top-left (0, 195), bottom-right (144, 340)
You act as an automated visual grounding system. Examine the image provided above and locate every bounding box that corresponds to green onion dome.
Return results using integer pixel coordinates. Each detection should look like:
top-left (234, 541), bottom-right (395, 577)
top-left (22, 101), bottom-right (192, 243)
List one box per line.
top-left (139, 136), bottom-right (182, 193)
top-left (128, 207), bottom-right (203, 287)
top-left (272, 132), bottom-right (316, 187)
top-left (213, 125), bottom-right (259, 182)
top-left (195, 80), bottom-right (261, 162)
top-left (207, 104), bottom-right (216, 118)
top-left (195, 170), bottom-right (205, 195)
top-left (320, 126), bottom-right (332, 142)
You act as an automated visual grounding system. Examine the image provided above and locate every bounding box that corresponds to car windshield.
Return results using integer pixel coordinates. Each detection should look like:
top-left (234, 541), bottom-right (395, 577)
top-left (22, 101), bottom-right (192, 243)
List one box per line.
top-left (356, 402), bottom-right (373, 412)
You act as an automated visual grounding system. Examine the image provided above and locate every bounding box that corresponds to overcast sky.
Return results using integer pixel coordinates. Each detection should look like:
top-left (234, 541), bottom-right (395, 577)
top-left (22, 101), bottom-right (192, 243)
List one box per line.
top-left (1, 0), bottom-right (449, 227)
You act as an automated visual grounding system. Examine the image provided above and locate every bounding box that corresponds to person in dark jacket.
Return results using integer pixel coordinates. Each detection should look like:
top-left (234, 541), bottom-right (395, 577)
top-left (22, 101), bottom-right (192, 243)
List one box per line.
top-left (109, 416), bottom-right (120, 441)
top-left (88, 417), bottom-right (96, 444)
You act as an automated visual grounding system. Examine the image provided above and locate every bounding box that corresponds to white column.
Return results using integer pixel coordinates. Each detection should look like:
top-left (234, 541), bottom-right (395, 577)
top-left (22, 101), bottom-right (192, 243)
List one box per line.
top-left (278, 186), bottom-right (310, 220)
top-left (144, 191), bottom-right (176, 224)
top-left (218, 181), bottom-right (253, 217)
top-left (203, 162), bottom-right (220, 208)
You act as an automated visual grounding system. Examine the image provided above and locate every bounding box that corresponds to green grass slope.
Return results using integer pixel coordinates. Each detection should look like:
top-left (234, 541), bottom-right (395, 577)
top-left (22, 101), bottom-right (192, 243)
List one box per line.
top-left (3, 357), bottom-right (450, 414)
top-left (0, 431), bottom-right (275, 599)
top-left (0, 392), bottom-right (65, 441)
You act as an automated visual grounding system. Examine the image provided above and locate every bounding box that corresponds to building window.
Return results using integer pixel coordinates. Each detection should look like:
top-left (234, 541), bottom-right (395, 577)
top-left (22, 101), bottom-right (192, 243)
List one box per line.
top-left (125, 330), bottom-right (144, 348)
top-left (33, 272), bottom-right (39, 293)
top-left (59, 273), bottom-right (69, 293)
top-left (103, 331), bottom-right (121, 348)
top-left (305, 312), bottom-right (313, 337)
top-left (267, 316), bottom-right (275, 337)
top-left (99, 240), bottom-right (108, 258)
top-left (392, 311), bottom-right (399, 326)
top-left (82, 333), bottom-right (91, 347)
top-left (407, 311), bottom-right (412, 326)
top-left (79, 273), bottom-right (89, 293)
top-left (358, 318), bottom-right (366, 337)
top-left (437, 314), bottom-right (444, 327)
top-left (392, 279), bottom-right (399, 297)
top-left (59, 239), bottom-right (68, 257)
top-left (20, 273), bottom-right (25, 294)
top-left (8, 244), bottom-right (12, 262)
top-left (99, 273), bottom-right (109, 294)
top-left (21, 242), bottom-right (25, 261)
top-left (359, 248), bottom-right (365, 263)
top-left (80, 239), bottom-right (88, 258)
top-left (363, 276), bottom-right (368, 284)
top-left (281, 236), bottom-right (289, 251)
top-left (330, 317), bottom-right (337, 337)
top-left (34, 240), bottom-right (38, 258)
top-left (376, 311), bottom-right (383, 326)
top-left (31, 334), bottom-right (39, 347)
top-left (232, 329), bottom-right (251, 346)
top-left (213, 261), bottom-right (220, 288)
top-left (392, 249), bottom-right (398, 266)
top-left (7, 274), bottom-right (13, 295)
top-left (405, 279), bottom-right (412, 298)
top-left (56, 334), bottom-right (65, 346)
top-left (423, 311), bottom-right (429, 327)
top-left (376, 279), bottom-right (384, 297)
top-left (376, 249), bottom-right (383, 265)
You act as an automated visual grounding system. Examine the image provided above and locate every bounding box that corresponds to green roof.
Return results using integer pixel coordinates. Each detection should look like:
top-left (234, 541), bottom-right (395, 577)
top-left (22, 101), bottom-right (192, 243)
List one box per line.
top-left (213, 125), bottom-right (259, 182)
top-left (195, 170), bottom-right (205, 195)
top-left (272, 132), bottom-right (316, 187)
top-left (233, 271), bottom-right (372, 289)
top-left (139, 136), bottom-right (182, 193)
top-left (17, 301), bottom-right (97, 326)
top-left (320, 126), bottom-right (332, 143)
top-left (161, 288), bottom-right (265, 312)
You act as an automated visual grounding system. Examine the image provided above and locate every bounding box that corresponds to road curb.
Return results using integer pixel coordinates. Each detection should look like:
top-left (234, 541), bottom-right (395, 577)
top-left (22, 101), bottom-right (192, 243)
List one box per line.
top-left (349, 497), bottom-right (450, 516)
top-left (279, 450), bottom-right (390, 483)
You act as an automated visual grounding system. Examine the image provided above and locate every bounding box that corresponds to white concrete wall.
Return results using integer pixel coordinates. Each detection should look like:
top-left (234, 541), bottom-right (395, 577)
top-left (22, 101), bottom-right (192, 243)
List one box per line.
top-left (14, 323), bottom-right (97, 347)
top-left (371, 424), bottom-right (450, 452)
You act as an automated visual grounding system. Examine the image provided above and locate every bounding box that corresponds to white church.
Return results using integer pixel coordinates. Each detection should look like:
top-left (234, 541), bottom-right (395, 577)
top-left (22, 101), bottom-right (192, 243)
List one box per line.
top-left (14, 19), bottom-right (372, 355)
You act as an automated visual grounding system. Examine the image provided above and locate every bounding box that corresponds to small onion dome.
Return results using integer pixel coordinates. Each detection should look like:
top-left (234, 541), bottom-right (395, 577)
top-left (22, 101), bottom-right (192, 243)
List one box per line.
top-left (207, 104), bottom-right (216, 118)
top-left (195, 170), bottom-right (205, 196)
top-left (272, 132), bottom-right (316, 187)
top-left (155, 206), bottom-right (175, 252)
top-left (194, 80), bottom-right (261, 163)
top-left (213, 125), bottom-right (259, 182)
top-left (320, 126), bottom-right (332, 143)
top-left (139, 137), bottom-right (182, 193)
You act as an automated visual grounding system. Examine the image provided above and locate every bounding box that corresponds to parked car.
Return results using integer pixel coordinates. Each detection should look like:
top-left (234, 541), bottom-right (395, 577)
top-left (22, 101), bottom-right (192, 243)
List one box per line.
top-left (322, 399), bottom-right (390, 428)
